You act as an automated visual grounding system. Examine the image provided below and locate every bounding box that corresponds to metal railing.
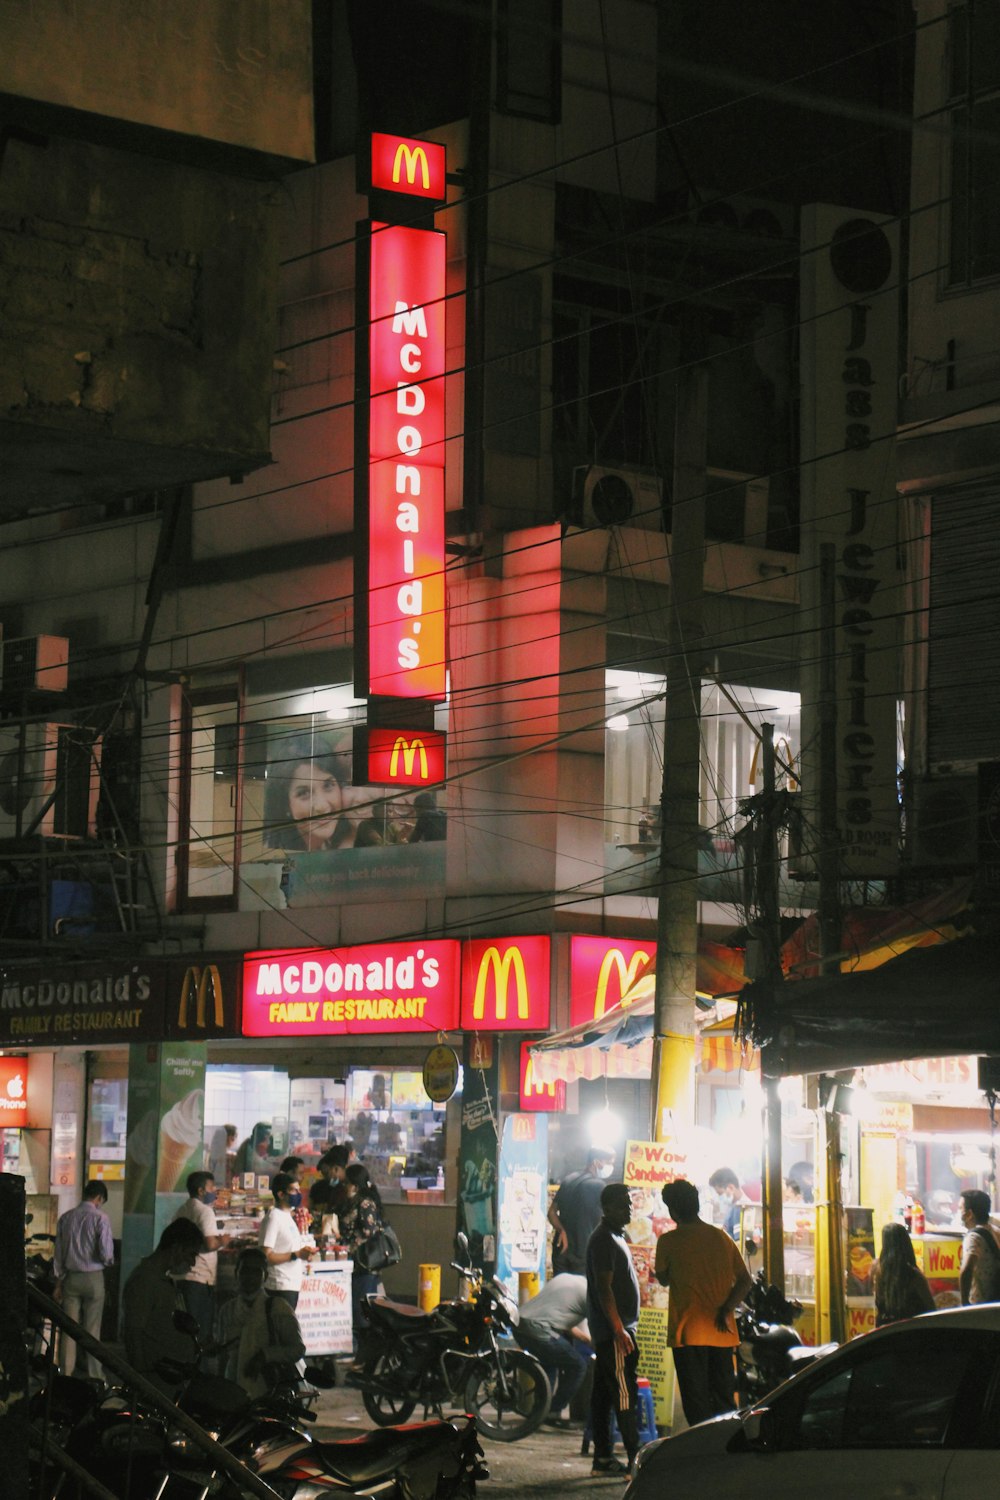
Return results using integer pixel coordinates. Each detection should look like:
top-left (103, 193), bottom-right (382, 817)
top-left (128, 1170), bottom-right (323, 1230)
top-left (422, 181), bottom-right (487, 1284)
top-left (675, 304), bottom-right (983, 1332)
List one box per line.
top-left (27, 1283), bottom-right (284, 1500)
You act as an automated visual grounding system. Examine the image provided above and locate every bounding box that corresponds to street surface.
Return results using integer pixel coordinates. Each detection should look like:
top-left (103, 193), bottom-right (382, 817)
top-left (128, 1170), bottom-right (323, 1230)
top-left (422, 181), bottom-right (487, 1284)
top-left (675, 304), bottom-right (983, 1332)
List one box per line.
top-left (312, 1375), bottom-right (636, 1496)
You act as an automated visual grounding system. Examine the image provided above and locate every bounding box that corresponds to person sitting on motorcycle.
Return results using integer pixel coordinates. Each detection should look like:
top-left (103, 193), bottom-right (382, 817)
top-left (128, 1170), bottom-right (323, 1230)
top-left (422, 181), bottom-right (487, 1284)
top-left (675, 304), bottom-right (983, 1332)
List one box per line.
top-left (340, 1162), bottom-right (385, 1362)
top-left (216, 1247), bottom-right (306, 1398)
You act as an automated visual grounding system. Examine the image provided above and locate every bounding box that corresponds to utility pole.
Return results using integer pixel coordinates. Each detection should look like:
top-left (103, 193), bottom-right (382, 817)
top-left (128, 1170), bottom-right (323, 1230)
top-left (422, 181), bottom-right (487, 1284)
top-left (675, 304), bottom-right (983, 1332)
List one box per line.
top-left (651, 356), bottom-right (707, 1142)
top-left (758, 722), bottom-right (786, 1291)
top-left (816, 541), bottom-right (847, 1344)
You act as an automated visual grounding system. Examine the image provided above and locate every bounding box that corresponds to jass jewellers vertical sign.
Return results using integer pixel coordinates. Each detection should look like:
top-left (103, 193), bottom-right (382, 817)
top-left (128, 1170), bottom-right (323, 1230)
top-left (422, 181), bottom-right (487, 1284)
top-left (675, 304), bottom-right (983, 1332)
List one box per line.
top-left (799, 206), bottom-right (901, 878)
top-left (356, 134), bottom-right (448, 702)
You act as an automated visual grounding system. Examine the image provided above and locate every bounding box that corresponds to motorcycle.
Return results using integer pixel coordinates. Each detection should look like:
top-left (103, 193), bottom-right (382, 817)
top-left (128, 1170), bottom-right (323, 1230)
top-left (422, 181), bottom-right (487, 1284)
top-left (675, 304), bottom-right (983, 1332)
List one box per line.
top-left (357, 1234), bottom-right (550, 1442)
top-left (156, 1312), bottom-right (489, 1500)
top-left (29, 1313), bottom-right (489, 1500)
top-left (736, 1271), bottom-right (838, 1405)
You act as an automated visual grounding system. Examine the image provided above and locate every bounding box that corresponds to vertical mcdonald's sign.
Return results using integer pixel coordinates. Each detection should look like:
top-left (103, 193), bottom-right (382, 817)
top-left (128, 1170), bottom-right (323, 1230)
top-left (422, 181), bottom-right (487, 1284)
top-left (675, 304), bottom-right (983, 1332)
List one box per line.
top-left (569, 935), bottom-right (655, 1027)
top-left (356, 135), bottom-right (447, 704)
top-left (370, 133), bottom-right (446, 202)
top-left (363, 725), bottom-right (447, 786)
top-left (460, 936), bottom-right (551, 1032)
top-left (519, 1041), bottom-right (565, 1112)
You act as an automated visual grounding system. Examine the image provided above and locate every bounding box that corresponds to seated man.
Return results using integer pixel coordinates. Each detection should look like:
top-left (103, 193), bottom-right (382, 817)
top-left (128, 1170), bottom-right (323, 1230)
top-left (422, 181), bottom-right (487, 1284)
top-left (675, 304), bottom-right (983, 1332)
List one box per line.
top-left (216, 1247), bottom-right (306, 1397)
top-left (514, 1272), bottom-right (591, 1427)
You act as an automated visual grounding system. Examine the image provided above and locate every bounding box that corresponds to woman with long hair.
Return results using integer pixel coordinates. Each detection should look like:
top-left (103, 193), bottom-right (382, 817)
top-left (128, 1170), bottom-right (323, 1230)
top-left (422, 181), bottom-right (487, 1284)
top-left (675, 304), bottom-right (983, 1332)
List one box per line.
top-left (872, 1221), bottom-right (935, 1326)
top-left (340, 1161), bottom-right (385, 1360)
top-left (263, 730), bottom-right (383, 851)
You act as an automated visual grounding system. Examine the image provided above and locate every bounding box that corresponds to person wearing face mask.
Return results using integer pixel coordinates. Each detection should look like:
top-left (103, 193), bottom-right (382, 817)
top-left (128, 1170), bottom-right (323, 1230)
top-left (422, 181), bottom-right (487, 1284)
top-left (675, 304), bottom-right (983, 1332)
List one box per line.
top-left (549, 1147), bottom-right (617, 1275)
top-left (171, 1170), bottom-right (229, 1349)
top-left (279, 1156), bottom-right (306, 1209)
top-left (259, 1171), bottom-right (317, 1311)
top-left (216, 1247), bottom-right (306, 1398)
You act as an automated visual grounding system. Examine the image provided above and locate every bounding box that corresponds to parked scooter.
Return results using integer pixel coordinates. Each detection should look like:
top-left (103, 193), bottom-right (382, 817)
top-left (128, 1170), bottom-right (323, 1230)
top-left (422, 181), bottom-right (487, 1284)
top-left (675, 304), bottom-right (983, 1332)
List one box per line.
top-left (356, 1234), bottom-right (550, 1442)
top-left (736, 1272), bottom-right (837, 1405)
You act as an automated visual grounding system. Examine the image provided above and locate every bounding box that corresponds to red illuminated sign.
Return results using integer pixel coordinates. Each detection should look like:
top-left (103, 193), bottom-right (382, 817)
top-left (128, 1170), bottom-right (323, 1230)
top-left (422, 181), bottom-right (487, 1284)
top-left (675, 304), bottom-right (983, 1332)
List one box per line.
top-left (367, 220), bottom-right (447, 700)
top-left (0, 1055), bottom-right (29, 1124)
top-left (569, 935), bottom-right (654, 1027)
top-left (460, 937), bottom-right (551, 1032)
top-left (366, 727), bottom-right (447, 786)
top-left (242, 942), bottom-right (460, 1037)
top-left (519, 1041), bottom-right (565, 1113)
top-left (371, 133), bottom-right (446, 201)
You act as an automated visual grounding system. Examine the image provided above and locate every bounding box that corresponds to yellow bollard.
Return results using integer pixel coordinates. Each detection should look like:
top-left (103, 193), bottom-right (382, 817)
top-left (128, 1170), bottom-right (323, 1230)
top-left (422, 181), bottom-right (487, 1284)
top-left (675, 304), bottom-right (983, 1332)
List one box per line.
top-left (518, 1271), bottom-right (540, 1304)
top-left (418, 1263), bottom-right (441, 1312)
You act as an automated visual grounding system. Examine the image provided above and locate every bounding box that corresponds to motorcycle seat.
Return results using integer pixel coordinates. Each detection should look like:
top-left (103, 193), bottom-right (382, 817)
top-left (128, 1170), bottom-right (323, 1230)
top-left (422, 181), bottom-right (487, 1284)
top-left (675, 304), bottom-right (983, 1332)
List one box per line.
top-left (312, 1420), bottom-right (460, 1483)
top-left (369, 1296), bottom-right (436, 1326)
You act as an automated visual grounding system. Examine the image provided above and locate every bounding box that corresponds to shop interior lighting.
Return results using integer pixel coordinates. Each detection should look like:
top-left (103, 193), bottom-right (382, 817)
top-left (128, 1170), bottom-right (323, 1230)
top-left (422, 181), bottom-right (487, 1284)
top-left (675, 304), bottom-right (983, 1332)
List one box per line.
top-left (605, 715), bottom-right (630, 732)
top-left (588, 1105), bottom-right (622, 1152)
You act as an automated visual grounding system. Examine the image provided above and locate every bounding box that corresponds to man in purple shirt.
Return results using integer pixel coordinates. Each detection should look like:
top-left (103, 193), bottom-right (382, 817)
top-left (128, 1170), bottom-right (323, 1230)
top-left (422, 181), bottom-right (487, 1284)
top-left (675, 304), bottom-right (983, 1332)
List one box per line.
top-left (54, 1180), bottom-right (115, 1379)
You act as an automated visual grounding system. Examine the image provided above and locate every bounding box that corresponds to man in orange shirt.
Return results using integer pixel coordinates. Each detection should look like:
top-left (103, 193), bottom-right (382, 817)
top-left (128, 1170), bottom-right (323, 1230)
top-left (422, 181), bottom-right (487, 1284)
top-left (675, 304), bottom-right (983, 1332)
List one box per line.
top-left (654, 1178), bottom-right (752, 1427)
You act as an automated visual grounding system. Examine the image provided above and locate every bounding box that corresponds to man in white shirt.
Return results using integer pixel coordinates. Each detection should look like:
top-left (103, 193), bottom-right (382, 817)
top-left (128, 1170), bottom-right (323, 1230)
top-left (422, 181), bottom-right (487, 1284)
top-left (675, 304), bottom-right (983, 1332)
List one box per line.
top-left (172, 1171), bottom-right (227, 1345)
top-left (259, 1171), bottom-right (316, 1311)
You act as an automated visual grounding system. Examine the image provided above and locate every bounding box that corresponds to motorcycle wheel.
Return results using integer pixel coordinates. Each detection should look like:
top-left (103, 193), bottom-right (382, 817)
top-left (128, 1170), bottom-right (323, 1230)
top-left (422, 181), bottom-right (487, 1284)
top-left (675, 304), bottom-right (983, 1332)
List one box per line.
top-left (462, 1348), bottom-right (550, 1443)
top-left (361, 1350), bottom-right (417, 1427)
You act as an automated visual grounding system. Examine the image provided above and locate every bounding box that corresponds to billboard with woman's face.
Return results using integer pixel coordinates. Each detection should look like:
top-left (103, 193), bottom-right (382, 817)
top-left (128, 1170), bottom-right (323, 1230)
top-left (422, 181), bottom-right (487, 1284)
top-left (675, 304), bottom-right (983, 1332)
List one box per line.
top-left (258, 724), bottom-right (445, 906)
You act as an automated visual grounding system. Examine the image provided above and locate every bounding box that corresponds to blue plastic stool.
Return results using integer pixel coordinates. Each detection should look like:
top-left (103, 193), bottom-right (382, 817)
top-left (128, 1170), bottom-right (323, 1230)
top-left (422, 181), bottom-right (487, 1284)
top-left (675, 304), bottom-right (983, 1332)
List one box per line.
top-left (581, 1377), bottom-right (657, 1454)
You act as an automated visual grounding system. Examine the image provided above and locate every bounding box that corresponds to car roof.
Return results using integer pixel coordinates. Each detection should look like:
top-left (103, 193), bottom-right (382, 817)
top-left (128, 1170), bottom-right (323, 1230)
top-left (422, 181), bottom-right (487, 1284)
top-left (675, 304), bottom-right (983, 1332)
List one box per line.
top-left (868, 1304), bottom-right (1000, 1335)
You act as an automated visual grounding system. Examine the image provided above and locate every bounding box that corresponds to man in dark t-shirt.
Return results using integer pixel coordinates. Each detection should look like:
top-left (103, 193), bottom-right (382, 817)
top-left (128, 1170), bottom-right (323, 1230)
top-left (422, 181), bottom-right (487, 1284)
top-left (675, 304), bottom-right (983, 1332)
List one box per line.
top-left (549, 1147), bottom-right (615, 1274)
top-left (584, 1181), bottom-right (640, 1478)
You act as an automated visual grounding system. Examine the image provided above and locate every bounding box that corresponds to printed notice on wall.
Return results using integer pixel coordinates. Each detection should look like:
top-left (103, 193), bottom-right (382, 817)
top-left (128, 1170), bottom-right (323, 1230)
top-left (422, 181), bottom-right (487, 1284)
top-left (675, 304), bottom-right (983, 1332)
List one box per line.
top-left (297, 1265), bottom-right (353, 1355)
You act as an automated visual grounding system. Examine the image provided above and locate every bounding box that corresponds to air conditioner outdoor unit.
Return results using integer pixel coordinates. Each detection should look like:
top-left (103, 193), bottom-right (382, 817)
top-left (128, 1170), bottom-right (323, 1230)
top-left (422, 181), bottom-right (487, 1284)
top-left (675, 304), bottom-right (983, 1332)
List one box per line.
top-left (908, 775), bottom-right (977, 869)
top-left (573, 466), bottom-right (665, 530)
top-left (1, 635), bottom-right (70, 695)
top-left (0, 723), bottom-right (101, 840)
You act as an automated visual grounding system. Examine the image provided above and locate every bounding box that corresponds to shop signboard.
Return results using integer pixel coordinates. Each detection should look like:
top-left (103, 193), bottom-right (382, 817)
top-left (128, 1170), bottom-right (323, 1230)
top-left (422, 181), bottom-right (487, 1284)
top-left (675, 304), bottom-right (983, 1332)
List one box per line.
top-left (622, 1137), bottom-right (686, 1426)
top-left (369, 132), bottom-right (447, 202)
top-left (422, 1044), bottom-right (459, 1103)
top-left (518, 1040), bottom-right (565, 1112)
top-left (297, 1263), bottom-right (354, 1355)
top-left (361, 726), bottom-right (447, 788)
top-left (0, 1055), bottom-right (29, 1125)
top-left (166, 955), bottom-right (242, 1040)
top-left (0, 959), bottom-right (164, 1044)
top-left (460, 936), bottom-right (551, 1032)
top-left (569, 935), bottom-right (653, 1027)
top-left (496, 1112), bottom-right (549, 1295)
top-left (242, 940), bottom-right (461, 1036)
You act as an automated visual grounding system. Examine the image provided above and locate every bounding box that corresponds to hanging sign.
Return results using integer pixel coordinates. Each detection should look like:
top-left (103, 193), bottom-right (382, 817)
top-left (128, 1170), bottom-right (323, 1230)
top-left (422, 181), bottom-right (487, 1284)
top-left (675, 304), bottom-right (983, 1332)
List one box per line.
top-left (423, 1044), bottom-right (460, 1103)
top-left (0, 1055), bottom-right (29, 1124)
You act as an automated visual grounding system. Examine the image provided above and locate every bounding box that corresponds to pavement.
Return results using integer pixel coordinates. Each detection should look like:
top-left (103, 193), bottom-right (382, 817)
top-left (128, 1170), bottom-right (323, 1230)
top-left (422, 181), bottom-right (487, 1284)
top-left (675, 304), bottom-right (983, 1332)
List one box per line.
top-left (309, 1364), bottom-right (638, 1497)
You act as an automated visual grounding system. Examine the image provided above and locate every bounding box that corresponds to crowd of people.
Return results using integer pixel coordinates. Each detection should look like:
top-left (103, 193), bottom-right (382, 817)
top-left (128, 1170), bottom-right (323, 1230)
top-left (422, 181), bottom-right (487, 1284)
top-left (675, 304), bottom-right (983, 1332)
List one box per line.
top-left (50, 1147), bottom-right (1000, 1472)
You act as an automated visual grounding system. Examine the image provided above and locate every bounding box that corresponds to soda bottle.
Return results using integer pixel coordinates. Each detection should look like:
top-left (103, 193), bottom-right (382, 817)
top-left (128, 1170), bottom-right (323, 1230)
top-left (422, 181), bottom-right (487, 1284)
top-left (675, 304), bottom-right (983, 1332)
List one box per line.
top-left (912, 1200), bottom-right (925, 1235)
top-left (904, 1195), bottom-right (914, 1232)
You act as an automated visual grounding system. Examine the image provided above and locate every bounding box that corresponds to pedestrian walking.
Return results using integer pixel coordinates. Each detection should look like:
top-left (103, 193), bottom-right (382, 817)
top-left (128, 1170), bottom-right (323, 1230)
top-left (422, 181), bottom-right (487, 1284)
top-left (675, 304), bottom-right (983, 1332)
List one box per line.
top-left (53, 1180), bottom-right (115, 1380)
top-left (514, 1272), bottom-right (591, 1427)
top-left (585, 1181), bottom-right (640, 1478)
top-left (654, 1178), bottom-right (751, 1428)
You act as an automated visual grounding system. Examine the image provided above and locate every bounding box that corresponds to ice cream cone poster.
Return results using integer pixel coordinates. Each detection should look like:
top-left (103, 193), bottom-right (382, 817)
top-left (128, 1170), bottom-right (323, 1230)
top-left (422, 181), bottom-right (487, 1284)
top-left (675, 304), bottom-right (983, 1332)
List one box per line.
top-left (156, 1046), bottom-right (207, 1193)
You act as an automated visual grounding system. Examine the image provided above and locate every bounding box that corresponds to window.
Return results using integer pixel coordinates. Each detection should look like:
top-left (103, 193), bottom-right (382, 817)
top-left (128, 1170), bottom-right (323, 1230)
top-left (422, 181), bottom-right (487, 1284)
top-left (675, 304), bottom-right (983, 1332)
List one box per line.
top-left (777, 1328), bottom-right (988, 1450)
top-left (496, 0), bottom-right (561, 122)
top-left (948, 0), bottom-right (1000, 284)
top-left (604, 670), bottom-right (800, 869)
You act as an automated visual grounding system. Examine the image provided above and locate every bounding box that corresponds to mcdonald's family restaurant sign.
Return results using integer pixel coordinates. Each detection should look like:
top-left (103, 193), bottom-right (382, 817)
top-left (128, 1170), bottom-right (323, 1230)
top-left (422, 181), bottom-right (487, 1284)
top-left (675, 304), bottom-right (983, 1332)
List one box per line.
top-left (358, 725), bottom-right (447, 788)
top-left (569, 935), bottom-right (654, 1027)
top-left (0, 956), bottom-right (241, 1046)
top-left (357, 132), bottom-right (447, 703)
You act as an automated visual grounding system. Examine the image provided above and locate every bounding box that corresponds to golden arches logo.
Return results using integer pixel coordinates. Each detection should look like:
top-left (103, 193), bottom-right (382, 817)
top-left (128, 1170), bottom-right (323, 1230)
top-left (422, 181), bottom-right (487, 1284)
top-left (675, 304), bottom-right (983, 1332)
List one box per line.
top-left (178, 965), bottom-right (224, 1029)
top-left (523, 1052), bottom-right (556, 1099)
top-left (392, 142), bottom-right (430, 189)
top-left (593, 948), bottom-right (651, 1020)
top-left (389, 736), bottom-right (428, 780)
top-left (472, 946), bottom-right (529, 1022)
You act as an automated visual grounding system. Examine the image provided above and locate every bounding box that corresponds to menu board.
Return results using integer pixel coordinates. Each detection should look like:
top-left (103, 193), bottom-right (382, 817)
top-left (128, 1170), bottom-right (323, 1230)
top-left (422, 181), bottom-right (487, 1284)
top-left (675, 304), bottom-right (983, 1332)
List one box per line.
top-left (297, 1263), bottom-right (353, 1355)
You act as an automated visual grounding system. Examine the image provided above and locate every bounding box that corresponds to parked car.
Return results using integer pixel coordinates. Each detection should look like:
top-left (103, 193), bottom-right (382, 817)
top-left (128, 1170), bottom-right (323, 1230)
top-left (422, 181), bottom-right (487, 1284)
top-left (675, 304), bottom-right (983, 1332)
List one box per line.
top-left (625, 1305), bottom-right (1000, 1500)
